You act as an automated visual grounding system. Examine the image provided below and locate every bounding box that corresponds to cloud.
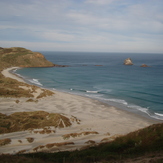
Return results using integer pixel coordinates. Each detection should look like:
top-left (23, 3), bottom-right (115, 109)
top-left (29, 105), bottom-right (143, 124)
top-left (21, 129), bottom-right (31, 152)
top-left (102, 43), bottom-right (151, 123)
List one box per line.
top-left (42, 30), bottom-right (75, 42)
top-left (85, 0), bottom-right (115, 5)
top-left (0, 0), bottom-right (163, 53)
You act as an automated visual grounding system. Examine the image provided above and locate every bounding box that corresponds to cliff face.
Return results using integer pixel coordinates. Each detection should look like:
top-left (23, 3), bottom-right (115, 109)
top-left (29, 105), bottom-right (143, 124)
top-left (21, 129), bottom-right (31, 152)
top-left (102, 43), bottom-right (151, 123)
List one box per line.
top-left (0, 47), bottom-right (54, 69)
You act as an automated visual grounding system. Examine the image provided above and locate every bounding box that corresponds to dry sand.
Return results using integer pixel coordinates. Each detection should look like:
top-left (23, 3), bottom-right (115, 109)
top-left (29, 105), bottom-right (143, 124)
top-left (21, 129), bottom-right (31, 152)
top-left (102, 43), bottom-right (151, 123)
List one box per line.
top-left (0, 67), bottom-right (160, 154)
top-left (1, 67), bottom-right (25, 83)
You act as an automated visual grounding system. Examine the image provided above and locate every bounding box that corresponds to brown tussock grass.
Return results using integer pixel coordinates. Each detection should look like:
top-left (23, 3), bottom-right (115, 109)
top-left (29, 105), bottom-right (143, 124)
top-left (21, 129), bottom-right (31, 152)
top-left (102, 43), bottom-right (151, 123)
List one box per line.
top-left (0, 138), bottom-right (11, 146)
top-left (16, 149), bottom-right (27, 154)
top-left (0, 111), bottom-right (76, 134)
top-left (101, 134), bottom-right (122, 142)
top-left (46, 142), bottom-right (75, 149)
top-left (18, 140), bottom-right (22, 143)
top-left (26, 99), bottom-right (38, 102)
top-left (62, 131), bottom-right (99, 139)
top-left (85, 140), bottom-right (96, 144)
top-left (26, 137), bottom-right (34, 143)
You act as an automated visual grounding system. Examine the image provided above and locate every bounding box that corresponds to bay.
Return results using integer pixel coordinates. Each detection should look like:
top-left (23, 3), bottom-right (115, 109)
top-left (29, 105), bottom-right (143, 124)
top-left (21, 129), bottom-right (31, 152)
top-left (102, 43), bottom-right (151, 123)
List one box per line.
top-left (16, 52), bottom-right (163, 120)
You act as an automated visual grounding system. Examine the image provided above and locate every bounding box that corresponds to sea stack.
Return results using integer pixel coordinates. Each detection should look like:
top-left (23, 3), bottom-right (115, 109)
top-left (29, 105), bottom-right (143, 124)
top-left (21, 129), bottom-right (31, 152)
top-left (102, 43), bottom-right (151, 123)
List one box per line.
top-left (140, 64), bottom-right (149, 67)
top-left (124, 58), bottom-right (133, 65)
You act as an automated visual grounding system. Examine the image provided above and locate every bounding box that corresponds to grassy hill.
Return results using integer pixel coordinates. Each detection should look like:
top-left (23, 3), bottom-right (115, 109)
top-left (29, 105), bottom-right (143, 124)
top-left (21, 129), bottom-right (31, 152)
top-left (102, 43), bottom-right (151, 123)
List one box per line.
top-left (0, 123), bottom-right (162, 163)
top-left (0, 47), bottom-right (54, 69)
top-left (0, 47), bottom-right (56, 98)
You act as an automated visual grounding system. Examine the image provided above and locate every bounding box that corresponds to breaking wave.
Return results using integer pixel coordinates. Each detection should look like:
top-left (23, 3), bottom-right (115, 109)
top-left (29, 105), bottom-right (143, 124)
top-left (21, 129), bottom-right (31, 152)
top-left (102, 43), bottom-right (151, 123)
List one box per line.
top-left (28, 78), bottom-right (43, 86)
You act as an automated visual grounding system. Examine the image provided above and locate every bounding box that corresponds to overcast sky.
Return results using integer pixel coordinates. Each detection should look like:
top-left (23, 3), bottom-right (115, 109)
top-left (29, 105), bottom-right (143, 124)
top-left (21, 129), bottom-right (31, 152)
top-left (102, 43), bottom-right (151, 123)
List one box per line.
top-left (0, 0), bottom-right (163, 53)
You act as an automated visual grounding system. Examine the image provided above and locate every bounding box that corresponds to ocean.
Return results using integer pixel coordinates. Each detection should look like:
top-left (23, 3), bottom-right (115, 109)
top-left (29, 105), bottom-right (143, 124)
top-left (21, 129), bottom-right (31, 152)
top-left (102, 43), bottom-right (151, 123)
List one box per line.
top-left (15, 51), bottom-right (163, 120)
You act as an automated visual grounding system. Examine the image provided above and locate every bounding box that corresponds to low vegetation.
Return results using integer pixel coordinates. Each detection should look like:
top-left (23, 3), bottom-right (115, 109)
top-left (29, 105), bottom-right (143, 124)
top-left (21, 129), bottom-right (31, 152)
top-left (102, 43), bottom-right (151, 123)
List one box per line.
top-left (45, 142), bottom-right (75, 149)
top-left (0, 74), bottom-right (54, 98)
top-left (0, 47), bottom-right (54, 68)
top-left (26, 137), bottom-right (35, 143)
top-left (62, 131), bottom-right (99, 139)
top-left (0, 138), bottom-right (11, 146)
top-left (0, 47), bottom-right (55, 98)
top-left (0, 123), bottom-right (162, 162)
top-left (0, 111), bottom-right (73, 134)
top-left (0, 74), bottom-right (32, 98)
top-left (36, 89), bottom-right (54, 98)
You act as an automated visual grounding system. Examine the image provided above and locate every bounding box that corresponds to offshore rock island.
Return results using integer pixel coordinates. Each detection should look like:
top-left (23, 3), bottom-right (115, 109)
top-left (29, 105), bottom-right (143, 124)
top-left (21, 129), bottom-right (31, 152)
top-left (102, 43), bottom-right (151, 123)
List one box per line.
top-left (141, 64), bottom-right (150, 67)
top-left (123, 57), bottom-right (151, 67)
top-left (124, 58), bottom-right (133, 65)
top-left (0, 47), bottom-right (162, 163)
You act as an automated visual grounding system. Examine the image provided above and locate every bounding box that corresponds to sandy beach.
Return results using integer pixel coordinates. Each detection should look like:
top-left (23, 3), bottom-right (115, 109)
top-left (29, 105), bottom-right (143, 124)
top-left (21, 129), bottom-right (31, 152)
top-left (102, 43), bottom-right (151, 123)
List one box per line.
top-left (0, 67), bottom-right (160, 154)
top-left (1, 67), bottom-right (25, 83)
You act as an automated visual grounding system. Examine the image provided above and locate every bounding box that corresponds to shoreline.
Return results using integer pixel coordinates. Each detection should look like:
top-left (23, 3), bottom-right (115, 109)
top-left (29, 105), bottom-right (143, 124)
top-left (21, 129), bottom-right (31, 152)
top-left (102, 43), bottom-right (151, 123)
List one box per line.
top-left (11, 67), bottom-right (163, 121)
top-left (0, 67), bottom-right (161, 154)
top-left (2, 67), bottom-right (160, 122)
top-left (1, 67), bottom-right (25, 83)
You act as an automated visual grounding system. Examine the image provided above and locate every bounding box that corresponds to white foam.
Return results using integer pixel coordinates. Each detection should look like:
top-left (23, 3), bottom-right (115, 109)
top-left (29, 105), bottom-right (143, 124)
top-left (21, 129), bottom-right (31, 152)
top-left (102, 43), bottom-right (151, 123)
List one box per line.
top-left (150, 113), bottom-right (163, 120)
top-left (85, 94), bottom-right (103, 98)
top-left (154, 113), bottom-right (163, 117)
top-left (33, 79), bottom-right (38, 82)
top-left (28, 78), bottom-right (43, 86)
top-left (86, 90), bottom-right (98, 93)
top-left (128, 104), bottom-right (148, 113)
top-left (13, 69), bottom-right (17, 72)
top-left (128, 105), bottom-right (163, 120)
top-left (107, 98), bottom-right (128, 105)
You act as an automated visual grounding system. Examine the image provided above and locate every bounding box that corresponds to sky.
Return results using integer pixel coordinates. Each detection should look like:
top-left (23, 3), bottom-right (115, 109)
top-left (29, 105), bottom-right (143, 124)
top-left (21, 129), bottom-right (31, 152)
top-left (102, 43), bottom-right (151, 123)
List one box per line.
top-left (0, 0), bottom-right (163, 53)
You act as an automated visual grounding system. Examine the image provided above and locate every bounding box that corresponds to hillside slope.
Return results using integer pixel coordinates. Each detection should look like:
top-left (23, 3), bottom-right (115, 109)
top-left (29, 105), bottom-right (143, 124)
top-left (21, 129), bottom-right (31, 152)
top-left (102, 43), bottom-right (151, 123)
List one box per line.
top-left (0, 47), bottom-right (54, 69)
top-left (0, 47), bottom-right (56, 98)
top-left (0, 123), bottom-right (162, 162)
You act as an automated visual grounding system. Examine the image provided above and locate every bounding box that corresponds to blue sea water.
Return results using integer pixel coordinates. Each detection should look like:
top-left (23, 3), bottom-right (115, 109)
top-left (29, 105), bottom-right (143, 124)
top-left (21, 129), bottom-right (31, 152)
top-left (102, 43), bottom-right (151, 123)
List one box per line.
top-left (15, 52), bottom-right (163, 120)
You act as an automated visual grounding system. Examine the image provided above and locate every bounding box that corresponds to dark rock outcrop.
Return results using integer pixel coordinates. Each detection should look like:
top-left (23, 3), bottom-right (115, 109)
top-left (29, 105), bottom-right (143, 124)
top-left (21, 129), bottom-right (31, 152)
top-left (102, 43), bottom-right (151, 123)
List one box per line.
top-left (140, 64), bottom-right (150, 67)
top-left (124, 58), bottom-right (133, 65)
